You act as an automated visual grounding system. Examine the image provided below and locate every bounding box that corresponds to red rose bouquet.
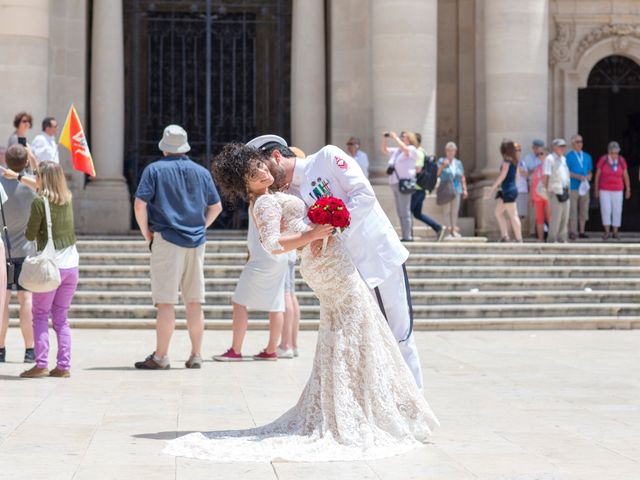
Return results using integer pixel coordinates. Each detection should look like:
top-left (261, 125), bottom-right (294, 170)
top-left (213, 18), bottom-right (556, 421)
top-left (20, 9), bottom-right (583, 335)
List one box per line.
top-left (307, 196), bottom-right (351, 253)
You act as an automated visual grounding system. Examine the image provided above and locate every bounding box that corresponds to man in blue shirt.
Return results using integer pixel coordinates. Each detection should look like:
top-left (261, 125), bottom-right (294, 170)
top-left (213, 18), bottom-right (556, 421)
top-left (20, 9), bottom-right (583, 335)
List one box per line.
top-left (565, 134), bottom-right (592, 239)
top-left (134, 125), bottom-right (222, 370)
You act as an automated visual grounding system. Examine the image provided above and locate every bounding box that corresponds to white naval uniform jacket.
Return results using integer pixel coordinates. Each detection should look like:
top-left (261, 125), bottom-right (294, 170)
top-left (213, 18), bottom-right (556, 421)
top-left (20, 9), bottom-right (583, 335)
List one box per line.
top-left (288, 145), bottom-right (409, 289)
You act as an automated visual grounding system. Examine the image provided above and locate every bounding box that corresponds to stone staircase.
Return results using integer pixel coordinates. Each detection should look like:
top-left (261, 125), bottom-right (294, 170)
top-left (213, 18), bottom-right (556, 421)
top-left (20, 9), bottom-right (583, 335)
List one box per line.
top-left (10, 236), bottom-right (640, 330)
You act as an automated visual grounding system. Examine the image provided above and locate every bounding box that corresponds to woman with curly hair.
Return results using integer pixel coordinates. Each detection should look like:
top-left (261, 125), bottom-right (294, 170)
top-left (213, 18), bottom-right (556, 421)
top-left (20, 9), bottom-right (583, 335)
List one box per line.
top-left (164, 142), bottom-right (438, 463)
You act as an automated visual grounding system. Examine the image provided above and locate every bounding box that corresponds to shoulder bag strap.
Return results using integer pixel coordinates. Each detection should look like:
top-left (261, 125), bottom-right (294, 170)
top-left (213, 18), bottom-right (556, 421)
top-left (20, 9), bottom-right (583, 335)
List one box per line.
top-left (0, 196), bottom-right (13, 260)
top-left (43, 197), bottom-right (54, 247)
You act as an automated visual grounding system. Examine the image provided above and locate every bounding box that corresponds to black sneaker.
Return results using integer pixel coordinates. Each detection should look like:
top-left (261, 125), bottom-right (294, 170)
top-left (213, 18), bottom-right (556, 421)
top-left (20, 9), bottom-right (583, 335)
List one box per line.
top-left (579, 233), bottom-right (589, 239)
top-left (0, 347), bottom-right (5, 363)
top-left (24, 348), bottom-right (35, 363)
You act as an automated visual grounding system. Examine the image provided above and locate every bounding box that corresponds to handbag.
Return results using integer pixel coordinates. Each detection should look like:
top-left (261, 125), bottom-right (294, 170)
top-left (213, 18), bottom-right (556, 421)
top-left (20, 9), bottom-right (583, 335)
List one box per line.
top-left (0, 197), bottom-right (15, 285)
top-left (556, 187), bottom-right (570, 203)
top-left (436, 179), bottom-right (456, 205)
top-left (391, 154), bottom-right (417, 195)
top-left (18, 197), bottom-right (61, 293)
top-left (397, 176), bottom-right (417, 194)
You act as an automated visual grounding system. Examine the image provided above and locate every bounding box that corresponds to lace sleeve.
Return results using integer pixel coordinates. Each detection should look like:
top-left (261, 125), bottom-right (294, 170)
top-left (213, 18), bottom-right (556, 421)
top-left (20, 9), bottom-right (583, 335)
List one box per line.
top-left (253, 195), bottom-right (285, 253)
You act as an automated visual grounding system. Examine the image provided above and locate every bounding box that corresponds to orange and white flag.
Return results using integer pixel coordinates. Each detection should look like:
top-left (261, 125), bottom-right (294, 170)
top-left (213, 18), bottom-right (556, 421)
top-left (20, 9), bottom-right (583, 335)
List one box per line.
top-left (59, 105), bottom-right (96, 177)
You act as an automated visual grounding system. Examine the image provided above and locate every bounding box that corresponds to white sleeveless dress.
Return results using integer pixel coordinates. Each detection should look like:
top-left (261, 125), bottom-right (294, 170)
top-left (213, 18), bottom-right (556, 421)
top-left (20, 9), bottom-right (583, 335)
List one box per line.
top-left (231, 205), bottom-right (288, 312)
top-left (164, 192), bottom-right (439, 462)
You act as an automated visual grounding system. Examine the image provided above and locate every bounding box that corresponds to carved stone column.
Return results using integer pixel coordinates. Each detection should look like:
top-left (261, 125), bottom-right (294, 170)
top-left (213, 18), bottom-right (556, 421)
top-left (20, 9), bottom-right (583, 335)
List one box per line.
top-left (78, 0), bottom-right (131, 233)
top-left (0, 1), bottom-right (49, 140)
top-left (371, 0), bottom-right (438, 176)
top-left (291, 0), bottom-right (326, 153)
top-left (478, 0), bottom-right (549, 178)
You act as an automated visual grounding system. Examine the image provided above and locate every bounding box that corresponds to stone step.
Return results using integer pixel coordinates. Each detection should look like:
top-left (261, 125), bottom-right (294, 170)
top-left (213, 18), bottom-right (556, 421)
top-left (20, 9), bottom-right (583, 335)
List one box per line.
top-left (11, 302), bottom-right (638, 320)
top-left (74, 264), bottom-right (640, 278)
top-left (74, 239), bottom-right (640, 255)
top-left (12, 315), bottom-right (639, 331)
top-left (74, 276), bottom-right (640, 292)
top-left (64, 290), bottom-right (640, 306)
top-left (76, 251), bottom-right (640, 267)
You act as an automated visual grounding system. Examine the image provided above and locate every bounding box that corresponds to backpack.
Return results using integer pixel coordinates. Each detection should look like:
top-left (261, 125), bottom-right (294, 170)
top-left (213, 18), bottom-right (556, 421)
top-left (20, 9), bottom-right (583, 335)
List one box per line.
top-left (416, 154), bottom-right (438, 192)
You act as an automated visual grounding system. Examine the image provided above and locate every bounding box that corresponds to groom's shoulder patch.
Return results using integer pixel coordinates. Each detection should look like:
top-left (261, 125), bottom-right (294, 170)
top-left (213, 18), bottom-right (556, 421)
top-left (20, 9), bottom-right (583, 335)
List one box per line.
top-left (334, 155), bottom-right (348, 170)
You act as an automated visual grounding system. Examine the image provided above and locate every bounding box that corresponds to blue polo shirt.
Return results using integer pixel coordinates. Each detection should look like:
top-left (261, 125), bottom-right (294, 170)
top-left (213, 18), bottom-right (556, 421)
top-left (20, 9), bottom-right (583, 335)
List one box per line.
top-left (565, 150), bottom-right (593, 191)
top-left (135, 155), bottom-right (220, 248)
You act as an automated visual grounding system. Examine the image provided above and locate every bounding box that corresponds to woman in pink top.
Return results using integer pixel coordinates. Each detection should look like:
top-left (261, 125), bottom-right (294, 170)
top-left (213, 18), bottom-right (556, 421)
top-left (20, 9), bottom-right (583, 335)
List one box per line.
top-left (594, 141), bottom-right (631, 240)
top-left (382, 131), bottom-right (418, 241)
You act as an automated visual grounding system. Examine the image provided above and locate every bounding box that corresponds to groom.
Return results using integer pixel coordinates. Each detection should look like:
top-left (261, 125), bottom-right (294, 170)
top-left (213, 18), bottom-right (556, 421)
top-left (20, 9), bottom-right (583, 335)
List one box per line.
top-left (246, 135), bottom-right (423, 389)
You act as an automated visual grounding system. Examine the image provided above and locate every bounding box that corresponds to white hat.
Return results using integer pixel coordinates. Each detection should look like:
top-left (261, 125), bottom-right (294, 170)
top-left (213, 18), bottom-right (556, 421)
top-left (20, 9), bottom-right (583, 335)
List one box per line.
top-left (158, 125), bottom-right (190, 154)
top-left (551, 138), bottom-right (567, 147)
top-left (245, 134), bottom-right (288, 150)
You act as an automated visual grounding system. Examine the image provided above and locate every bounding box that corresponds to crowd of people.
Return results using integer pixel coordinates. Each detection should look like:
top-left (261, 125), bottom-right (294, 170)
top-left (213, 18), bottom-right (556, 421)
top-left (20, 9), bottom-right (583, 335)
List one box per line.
top-left (361, 127), bottom-right (634, 243)
top-left (495, 135), bottom-right (632, 242)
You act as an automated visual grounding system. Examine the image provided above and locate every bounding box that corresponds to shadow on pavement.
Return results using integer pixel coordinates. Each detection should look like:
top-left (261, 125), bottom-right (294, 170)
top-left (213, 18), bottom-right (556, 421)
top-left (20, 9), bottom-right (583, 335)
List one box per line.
top-left (133, 431), bottom-right (196, 440)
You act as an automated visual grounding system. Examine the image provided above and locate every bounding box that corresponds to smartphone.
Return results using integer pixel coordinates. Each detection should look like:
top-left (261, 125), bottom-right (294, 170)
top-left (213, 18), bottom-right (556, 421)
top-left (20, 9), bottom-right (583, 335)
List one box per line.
top-left (17, 137), bottom-right (27, 147)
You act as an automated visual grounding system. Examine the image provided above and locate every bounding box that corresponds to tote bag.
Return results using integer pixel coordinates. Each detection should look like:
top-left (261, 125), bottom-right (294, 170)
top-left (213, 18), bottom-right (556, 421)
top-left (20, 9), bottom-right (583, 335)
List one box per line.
top-left (19, 198), bottom-right (61, 292)
top-left (436, 179), bottom-right (456, 205)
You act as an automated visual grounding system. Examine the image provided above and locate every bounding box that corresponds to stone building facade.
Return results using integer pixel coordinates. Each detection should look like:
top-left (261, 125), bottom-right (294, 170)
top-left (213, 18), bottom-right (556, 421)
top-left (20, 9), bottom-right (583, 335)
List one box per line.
top-left (0, 0), bottom-right (638, 233)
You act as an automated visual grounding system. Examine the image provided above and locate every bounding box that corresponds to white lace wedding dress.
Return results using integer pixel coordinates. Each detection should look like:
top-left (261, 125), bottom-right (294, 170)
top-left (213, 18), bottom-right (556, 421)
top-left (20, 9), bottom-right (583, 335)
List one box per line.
top-left (164, 192), bottom-right (439, 462)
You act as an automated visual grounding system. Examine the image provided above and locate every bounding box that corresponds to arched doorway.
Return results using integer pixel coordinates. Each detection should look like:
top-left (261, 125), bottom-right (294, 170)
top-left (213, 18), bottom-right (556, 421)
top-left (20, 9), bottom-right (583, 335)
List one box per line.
top-left (578, 55), bottom-right (640, 231)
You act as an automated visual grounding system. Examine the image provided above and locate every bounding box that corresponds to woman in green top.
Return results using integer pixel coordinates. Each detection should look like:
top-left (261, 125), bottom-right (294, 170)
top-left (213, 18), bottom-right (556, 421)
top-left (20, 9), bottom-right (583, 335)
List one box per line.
top-left (20, 161), bottom-right (78, 379)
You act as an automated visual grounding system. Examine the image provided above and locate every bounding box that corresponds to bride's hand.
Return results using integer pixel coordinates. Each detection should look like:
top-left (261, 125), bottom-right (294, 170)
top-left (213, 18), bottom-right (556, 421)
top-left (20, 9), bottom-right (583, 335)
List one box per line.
top-left (308, 223), bottom-right (334, 241)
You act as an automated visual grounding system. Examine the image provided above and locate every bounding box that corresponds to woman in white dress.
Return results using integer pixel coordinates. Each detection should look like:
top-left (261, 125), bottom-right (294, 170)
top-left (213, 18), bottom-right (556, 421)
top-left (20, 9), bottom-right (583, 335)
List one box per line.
top-left (212, 210), bottom-right (289, 361)
top-left (165, 144), bottom-right (439, 462)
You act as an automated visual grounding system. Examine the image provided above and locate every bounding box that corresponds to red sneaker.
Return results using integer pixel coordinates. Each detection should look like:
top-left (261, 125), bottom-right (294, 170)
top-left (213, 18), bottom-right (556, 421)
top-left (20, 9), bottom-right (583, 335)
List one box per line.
top-left (253, 350), bottom-right (278, 361)
top-left (212, 348), bottom-right (246, 362)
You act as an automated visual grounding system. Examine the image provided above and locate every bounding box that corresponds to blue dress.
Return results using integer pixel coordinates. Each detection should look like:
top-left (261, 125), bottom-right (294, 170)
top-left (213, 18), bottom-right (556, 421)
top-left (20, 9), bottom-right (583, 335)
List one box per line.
top-left (498, 160), bottom-right (518, 203)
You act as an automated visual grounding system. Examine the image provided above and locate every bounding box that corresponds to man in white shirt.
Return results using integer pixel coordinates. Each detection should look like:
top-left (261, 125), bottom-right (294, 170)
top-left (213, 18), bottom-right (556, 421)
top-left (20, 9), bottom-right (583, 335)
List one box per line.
top-left (544, 138), bottom-right (571, 242)
top-left (246, 135), bottom-right (424, 389)
top-left (345, 137), bottom-right (369, 178)
top-left (30, 117), bottom-right (59, 165)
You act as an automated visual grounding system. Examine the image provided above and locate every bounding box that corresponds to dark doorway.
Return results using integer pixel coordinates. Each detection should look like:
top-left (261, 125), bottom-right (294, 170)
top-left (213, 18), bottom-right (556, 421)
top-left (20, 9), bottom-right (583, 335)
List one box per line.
top-left (123, 0), bottom-right (292, 229)
top-left (578, 55), bottom-right (640, 232)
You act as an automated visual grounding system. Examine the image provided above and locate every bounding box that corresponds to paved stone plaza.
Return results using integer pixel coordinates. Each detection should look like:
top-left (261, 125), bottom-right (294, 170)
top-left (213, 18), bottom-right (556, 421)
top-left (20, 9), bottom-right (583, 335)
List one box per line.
top-left (0, 329), bottom-right (639, 480)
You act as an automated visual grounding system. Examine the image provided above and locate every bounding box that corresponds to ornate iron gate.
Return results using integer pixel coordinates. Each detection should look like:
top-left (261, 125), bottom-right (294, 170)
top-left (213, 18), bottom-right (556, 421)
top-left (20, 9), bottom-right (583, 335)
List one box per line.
top-left (123, 0), bottom-right (291, 228)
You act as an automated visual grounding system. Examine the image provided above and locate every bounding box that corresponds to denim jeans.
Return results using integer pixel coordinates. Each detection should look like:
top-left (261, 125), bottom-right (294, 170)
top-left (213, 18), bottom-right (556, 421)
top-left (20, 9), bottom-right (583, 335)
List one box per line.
top-left (410, 190), bottom-right (442, 234)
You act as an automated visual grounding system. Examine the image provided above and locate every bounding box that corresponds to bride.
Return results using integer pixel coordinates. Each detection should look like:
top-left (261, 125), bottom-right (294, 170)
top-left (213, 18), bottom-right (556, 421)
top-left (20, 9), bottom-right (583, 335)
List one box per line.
top-left (164, 143), bottom-right (439, 462)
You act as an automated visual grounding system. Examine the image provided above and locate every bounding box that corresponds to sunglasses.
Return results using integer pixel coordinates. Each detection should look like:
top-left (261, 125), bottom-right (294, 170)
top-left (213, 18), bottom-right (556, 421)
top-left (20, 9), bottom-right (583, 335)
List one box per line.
top-left (346, 142), bottom-right (356, 146)
top-left (537, 153), bottom-right (546, 157)
top-left (20, 119), bottom-right (31, 124)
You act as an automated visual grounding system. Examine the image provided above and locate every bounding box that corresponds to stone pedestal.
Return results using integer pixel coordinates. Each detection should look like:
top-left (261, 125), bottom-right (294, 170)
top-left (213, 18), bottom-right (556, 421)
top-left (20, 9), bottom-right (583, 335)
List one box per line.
top-left (79, 0), bottom-right (131, 233)
top-left (75, 181), bottom-right (133, 234)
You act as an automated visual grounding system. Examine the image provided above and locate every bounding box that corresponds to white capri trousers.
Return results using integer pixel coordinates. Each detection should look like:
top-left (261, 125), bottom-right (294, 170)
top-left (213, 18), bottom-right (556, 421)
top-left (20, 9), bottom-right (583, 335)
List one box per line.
top-left (599, 190), bottom-right (623, 228)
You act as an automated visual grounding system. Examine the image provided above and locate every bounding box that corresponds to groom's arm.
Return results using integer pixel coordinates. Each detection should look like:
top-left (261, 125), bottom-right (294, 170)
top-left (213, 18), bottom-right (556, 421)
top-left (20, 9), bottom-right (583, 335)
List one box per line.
top-left (323, 146), bottom-right (377, 241)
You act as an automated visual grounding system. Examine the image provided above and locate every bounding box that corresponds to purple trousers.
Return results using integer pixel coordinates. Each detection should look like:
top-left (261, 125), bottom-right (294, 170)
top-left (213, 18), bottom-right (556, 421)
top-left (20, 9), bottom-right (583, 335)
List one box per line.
top-left (32, 267), bottom-right (79, 370)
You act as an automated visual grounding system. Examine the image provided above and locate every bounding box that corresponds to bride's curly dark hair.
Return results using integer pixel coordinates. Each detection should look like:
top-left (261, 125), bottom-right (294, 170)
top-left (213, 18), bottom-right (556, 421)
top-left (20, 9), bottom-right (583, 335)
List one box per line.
top-left (211, 143), bottom-right (266, 203)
